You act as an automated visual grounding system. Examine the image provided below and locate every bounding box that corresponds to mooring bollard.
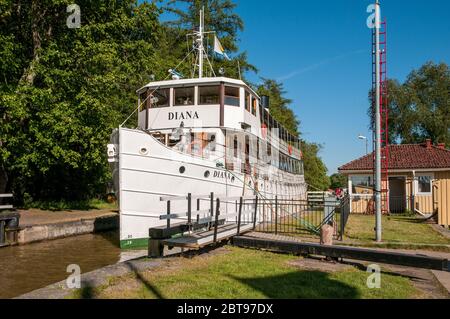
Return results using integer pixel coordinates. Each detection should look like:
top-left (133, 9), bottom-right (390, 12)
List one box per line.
top-left (320, 222), bottom-right (335, 246)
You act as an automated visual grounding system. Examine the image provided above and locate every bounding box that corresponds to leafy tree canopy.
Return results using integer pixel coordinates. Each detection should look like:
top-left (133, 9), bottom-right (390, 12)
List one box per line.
top-left (330, 173), bottom-right (347, 190)
top-left (369, 62), bottom-right (450, 146)
top-left (256, 78), bottom-right (299, 136)
top-left (162, 0), bottom-right (256, 79)
top-left (0, 0), bottom-right (164, 201)
top-left (0, 0), bottom-right (330, 202)
top-left (256, 78), bottom-right (329, 190)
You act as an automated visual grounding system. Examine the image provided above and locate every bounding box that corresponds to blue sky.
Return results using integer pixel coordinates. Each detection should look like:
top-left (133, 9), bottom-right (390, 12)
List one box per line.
top-left (157, 0), bottom-right (450, 174)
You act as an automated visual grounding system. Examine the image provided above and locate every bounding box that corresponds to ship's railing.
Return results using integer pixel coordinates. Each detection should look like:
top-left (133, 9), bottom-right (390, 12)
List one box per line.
top-left (148, 193), bottom-right (259, 257)
top-left (152, 193), bottom-right (348, 246)
top-left (158, 193), bottom-right (257, 235)
top-left (145, 128), bottom-right (304, 178)
top-left (145, 126), bottom-right (303, 161)
top-left (0, 193), bottom-right (14, 211)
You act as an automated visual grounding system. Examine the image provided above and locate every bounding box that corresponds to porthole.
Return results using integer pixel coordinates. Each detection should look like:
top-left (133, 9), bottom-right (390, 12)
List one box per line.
top-left (179, 166), bottom-right (186, 174)
top-left (204, 171), bottom-right (211, 178)
top-left (139, 147), bottom-right (149, 155)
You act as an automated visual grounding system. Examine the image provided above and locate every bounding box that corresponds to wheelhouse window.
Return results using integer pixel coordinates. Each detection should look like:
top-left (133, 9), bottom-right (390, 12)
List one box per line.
top-left (251, 96), bottom-right (257, 116)
top-left (139, 91), bottom-right (147, 111)
top-left (417, 175), bottom-right (432, 194)
top-left (233, 136), bottom-right (238, 158)
top-left (199, 86), bottom-right (220, 105)
top-left (174, 87), bottom-right (194, 106)
top-left (351, 175), bottom-right (373, 194)
top-left (245, 91), bottom-right (251, 112)
top-left (225, 86), bottom-right (240, 107)
top-left (149, 89), bottom-right (170, 108)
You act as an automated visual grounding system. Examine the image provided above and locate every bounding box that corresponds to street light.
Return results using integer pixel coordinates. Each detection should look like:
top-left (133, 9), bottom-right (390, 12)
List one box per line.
top-left (358, 135), bottom-right (369, 155)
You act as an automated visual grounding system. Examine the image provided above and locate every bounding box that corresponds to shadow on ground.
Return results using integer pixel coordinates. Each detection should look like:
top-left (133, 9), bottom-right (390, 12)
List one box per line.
top-left (125, 261), bottom-right (165, 299)
top-left (229, 271), bottom-right (360, 299)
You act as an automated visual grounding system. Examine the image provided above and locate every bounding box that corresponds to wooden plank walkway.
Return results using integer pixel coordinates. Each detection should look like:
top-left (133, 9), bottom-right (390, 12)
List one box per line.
top-left (163, 223), bottom-right (254, 249)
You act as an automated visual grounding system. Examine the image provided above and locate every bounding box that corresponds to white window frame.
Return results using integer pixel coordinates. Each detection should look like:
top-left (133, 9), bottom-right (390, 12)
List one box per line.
top-left (415, 173), bottom-right (434, 196)
top-left (349, 175), bottom-right (373, 195)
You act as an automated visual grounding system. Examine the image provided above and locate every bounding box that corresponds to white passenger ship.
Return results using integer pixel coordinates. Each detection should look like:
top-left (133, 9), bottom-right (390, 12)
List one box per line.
top-left (108, 10), bottom-right (307, 248)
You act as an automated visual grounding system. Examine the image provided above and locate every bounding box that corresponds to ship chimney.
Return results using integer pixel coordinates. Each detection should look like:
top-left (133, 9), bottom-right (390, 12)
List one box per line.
top-left (425, 139), bottom-right (432, 149)
top-left (438, 143), bottom-right (446, 150)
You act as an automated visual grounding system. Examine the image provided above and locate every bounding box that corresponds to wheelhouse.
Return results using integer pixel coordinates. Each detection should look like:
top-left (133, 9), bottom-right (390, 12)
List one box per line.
top-left (136, 77), bottom-right (304, 176)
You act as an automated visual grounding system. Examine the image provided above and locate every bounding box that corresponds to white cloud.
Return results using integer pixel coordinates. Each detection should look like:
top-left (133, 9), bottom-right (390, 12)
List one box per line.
top-left (276, 49), bottom-right (366, 82)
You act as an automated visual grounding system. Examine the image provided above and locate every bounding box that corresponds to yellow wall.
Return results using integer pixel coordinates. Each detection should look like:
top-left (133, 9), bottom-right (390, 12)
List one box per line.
top-left (347, 171), bottom-right (449, 226)
top-left (402, 173), bottom-right (434, 215)
top-left (351, 197), bottom-right (373, 214)
top-left (435, 171), bottom-right (450, 228)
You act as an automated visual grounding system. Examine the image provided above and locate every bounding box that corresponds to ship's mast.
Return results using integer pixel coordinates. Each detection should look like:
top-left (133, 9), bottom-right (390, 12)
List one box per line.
top-left (197, 8), bottom-right (205, 79)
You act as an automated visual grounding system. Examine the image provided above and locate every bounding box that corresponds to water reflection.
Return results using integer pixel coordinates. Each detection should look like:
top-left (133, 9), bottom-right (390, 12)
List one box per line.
top-left (0, 231), bottom-right (124, 299)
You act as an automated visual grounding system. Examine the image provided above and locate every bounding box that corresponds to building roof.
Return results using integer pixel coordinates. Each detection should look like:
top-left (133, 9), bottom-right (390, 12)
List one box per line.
top-left (339, 142), bottom-right (450, 172)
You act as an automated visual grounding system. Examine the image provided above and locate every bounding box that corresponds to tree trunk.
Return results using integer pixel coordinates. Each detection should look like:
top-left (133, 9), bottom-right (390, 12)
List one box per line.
top-left (0, 164), bottom-right (7, 194)
top-left (19, 0), bottom-right (41, 86)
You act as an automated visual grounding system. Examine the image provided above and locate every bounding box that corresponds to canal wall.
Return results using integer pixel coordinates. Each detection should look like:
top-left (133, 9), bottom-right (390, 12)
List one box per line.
top-left (17, 214), bottom-right (119, 245)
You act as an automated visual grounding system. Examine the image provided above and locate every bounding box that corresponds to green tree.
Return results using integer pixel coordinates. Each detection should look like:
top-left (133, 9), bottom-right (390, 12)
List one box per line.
top-left (256, 78), bottom-right (300, 136)
top-left (162, 0), bottom-right (256, 78)
top-left (301, 142), bottom-right (330, 191)
top-left (256, 78), bottom-right (329, 190)
top-left (0, 0), bottom-right (165, 202)
top-left (330, 173), bottom-right (347, 190)
top-left (369, 62), bottom-right (450, 145)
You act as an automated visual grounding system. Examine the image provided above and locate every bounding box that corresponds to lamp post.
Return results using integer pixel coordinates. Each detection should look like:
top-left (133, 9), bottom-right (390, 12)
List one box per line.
top-left (358, 135), bottom-right (369, 155)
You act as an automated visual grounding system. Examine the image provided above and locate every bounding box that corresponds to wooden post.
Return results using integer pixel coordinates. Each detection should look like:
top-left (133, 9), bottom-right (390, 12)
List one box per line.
top-left (237, 197), bottom-right (243, 235)
top-left (253, 196), bottom-right (259, 230)
top-left (213, 198), bottom-right (221, 243)
top-left (148, 239), bottom-right (165, 258)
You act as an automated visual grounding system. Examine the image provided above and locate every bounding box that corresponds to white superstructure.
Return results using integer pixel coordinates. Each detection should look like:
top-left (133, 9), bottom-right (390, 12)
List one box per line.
top-left (108, 10), bottom-right (307, 248)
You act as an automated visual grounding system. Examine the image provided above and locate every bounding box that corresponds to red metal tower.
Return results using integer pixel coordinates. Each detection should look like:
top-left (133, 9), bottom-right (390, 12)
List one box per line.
top-left (372, 20), bottom-right (389, 214)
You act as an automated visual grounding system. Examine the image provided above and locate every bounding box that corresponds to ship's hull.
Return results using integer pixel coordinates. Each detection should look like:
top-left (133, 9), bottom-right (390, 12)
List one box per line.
top-left (111, 128), bottom-right (307, 249)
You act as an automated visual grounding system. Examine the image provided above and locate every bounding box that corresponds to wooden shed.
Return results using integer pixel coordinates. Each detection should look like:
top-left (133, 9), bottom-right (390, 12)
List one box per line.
top-left (339, 140), bottom-right (450, 228)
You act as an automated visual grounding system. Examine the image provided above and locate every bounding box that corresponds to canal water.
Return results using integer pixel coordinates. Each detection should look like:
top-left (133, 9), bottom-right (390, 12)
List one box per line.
top-left (0, 231), bottom-right (136, 299)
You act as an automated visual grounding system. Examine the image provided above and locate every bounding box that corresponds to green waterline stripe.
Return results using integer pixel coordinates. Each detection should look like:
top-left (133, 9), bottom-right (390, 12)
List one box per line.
top-left (120, 238), bottom-right (149, 250)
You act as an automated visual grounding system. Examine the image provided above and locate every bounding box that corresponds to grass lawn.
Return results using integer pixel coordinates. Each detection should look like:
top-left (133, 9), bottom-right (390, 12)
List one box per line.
top-left (72, 246), bottom-right (421, 299)
top-left (344, 214), bottom-right (450, 246)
